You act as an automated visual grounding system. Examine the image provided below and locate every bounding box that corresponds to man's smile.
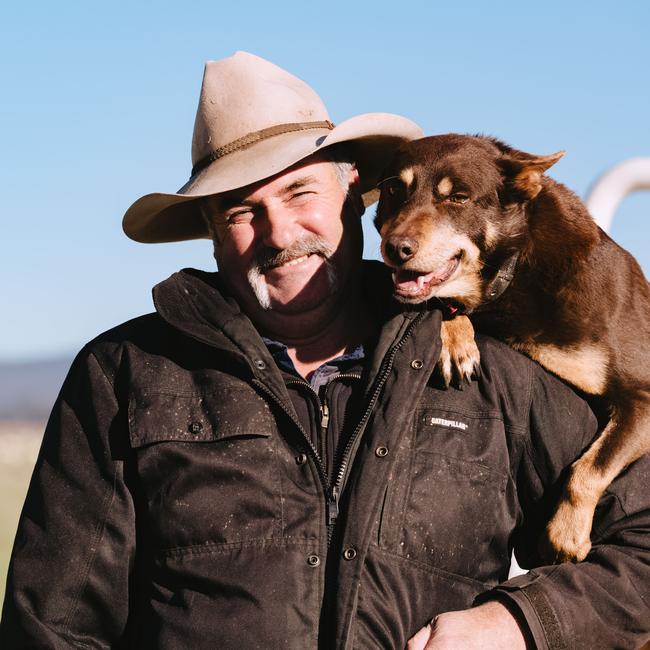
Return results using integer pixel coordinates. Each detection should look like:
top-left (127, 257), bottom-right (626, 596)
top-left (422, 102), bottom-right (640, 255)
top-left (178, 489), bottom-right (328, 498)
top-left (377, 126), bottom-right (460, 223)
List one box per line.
top-left (269, 253), bottom-right (314, 271)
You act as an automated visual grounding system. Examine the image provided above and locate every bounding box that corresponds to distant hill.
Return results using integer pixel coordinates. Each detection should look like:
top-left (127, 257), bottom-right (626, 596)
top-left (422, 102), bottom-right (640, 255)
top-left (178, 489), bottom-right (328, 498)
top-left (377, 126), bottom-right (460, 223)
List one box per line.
top-left (0, 356), bottom-right (73, 421)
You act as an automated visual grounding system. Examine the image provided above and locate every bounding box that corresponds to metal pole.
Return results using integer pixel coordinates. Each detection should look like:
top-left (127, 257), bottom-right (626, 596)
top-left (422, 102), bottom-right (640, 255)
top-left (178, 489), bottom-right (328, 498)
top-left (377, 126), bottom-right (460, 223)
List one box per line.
top-left (585, 158), bottom-right (650, 233)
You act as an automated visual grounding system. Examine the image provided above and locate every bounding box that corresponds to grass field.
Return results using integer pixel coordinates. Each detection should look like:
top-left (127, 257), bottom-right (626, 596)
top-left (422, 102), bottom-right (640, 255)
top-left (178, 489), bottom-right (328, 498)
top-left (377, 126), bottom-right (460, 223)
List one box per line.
top-left (0, 422), bottom-right (43, 607)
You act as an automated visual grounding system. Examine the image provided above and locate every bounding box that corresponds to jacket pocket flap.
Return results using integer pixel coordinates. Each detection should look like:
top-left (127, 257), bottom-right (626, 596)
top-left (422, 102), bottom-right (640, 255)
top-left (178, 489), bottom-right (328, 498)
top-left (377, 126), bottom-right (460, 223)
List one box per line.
top-left (128, 391), bottom-right (275, 448)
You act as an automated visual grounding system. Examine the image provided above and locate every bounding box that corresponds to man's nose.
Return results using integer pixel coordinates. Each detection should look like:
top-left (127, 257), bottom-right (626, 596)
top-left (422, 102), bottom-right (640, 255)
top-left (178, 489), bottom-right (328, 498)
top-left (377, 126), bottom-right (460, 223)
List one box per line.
top-left (260, 204), bottom-right (300, 250)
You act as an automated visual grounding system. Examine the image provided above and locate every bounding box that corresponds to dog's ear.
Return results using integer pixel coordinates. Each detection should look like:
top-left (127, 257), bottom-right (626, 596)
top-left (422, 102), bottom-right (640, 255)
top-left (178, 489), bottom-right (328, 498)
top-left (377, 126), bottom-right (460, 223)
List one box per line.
top-left (501, 149), bottom-right (565, 200)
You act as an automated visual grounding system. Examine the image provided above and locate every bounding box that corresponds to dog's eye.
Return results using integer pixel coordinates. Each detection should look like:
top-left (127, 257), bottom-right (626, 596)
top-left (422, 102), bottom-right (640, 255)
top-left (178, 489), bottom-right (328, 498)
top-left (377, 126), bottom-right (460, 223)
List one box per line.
top-left (378, 177), bottom-right (405, 201)
top-left (385, 182), bottom-right (402, 198)
top-left (447, 193), bottom-right (469, 204)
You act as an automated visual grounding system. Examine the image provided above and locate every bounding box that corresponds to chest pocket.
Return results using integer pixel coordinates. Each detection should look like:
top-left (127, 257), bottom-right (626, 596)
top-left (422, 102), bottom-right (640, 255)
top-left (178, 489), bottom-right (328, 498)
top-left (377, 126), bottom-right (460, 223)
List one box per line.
top-left (128, 388), bottom-right (283, 553)
top-left (380, 408), bottom-right (512, 579)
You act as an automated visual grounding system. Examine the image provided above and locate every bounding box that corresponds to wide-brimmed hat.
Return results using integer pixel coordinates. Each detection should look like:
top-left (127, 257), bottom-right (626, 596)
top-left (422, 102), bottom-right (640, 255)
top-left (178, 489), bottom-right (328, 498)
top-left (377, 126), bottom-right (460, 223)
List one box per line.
top-left (122, 51), bottom-right (423, 243)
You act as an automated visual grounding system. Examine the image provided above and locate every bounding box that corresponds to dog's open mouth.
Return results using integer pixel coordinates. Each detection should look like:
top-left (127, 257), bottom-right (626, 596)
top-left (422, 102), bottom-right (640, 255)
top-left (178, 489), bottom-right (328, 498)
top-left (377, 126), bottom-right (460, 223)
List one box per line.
top-left (392, 255), bottom-right (460, 300)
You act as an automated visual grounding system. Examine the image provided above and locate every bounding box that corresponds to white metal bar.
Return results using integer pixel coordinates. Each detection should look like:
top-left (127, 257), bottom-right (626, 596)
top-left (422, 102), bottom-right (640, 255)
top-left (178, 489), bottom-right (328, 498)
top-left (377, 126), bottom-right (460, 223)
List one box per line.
top-left (585, 158), bottom-right (650, 233)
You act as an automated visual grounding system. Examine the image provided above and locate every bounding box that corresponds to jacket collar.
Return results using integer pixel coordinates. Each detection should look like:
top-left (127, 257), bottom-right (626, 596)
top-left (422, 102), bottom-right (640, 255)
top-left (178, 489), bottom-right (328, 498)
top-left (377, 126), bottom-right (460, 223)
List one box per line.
top-left (152, 267), bottom-right (268, 365)
top-left (151, 261), bottom-right (443, 376)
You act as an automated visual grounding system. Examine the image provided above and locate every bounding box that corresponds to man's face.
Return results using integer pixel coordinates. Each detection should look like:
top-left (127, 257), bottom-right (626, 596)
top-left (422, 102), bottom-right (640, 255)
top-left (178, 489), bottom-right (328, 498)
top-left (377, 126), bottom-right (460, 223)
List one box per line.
top-left (203, 156), bottom-right (363, 324)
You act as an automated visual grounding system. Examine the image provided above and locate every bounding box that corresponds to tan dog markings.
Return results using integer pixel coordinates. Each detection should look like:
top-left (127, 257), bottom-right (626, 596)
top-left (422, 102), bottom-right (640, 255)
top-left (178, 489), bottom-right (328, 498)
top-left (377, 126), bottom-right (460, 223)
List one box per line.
top-left (516, 342), bottom-right (609, 395)
top-left (544, 401), bottom-right (650, 562)
top-left (484, 222), bottom-right (499, 248)
top-left (382, 214), bottom-right (485, 308)
top-left (511, 341), bottom-right (611, 560)
top-left (439, 316), bottom-right (480, 386)
top-left (400, 167), bottom-right (415, 189)
top-left (544, 437), bottom-right (611, 562)
top-left (409, 222), bottom-right (483, 307)
top-left (437, 176), bottom-right (453, 196)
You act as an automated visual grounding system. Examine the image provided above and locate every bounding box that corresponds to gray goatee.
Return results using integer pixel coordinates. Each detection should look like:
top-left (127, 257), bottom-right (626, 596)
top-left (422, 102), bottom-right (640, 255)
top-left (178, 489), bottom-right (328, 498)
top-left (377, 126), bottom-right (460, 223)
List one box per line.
top-left (247, 235), bottom-right (338, 310)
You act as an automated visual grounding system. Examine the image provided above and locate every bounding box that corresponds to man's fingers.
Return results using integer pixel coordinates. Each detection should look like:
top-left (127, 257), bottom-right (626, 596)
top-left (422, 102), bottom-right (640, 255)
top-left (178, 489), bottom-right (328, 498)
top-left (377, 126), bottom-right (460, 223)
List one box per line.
top-left (406, 622), bottom-right (433, 650)
top-left (407, 604), bottom-right (527, 650)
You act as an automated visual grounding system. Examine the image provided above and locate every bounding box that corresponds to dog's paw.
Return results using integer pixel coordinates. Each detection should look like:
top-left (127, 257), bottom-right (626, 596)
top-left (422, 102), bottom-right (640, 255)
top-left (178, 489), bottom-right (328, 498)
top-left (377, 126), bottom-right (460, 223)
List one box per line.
top-left (539, 499), bottom-right (594, 563)
top-left (438, 316), bottom-right (481, 388)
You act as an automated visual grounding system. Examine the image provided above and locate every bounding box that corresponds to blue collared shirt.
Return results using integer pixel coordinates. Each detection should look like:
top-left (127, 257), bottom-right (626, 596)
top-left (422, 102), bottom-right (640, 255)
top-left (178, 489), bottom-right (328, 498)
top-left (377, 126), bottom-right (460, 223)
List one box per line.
top-left (262, 337), bottom-right (365, 392)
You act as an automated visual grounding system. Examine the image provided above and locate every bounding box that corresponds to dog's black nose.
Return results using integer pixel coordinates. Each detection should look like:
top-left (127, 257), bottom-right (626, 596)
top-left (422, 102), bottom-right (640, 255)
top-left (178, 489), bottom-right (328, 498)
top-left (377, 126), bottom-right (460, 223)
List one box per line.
top-left (385, 236), bottom-right (419, 264)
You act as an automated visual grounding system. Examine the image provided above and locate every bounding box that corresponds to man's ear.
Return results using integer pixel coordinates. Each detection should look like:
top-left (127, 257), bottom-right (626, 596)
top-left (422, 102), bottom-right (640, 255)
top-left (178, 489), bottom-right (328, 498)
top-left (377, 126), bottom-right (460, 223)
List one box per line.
top-left (347, 166), bottom-right (365, 217)
top-left (502, 149), bottom-right (565, 200)
top-left (199, 196), bottom-right (226, 244)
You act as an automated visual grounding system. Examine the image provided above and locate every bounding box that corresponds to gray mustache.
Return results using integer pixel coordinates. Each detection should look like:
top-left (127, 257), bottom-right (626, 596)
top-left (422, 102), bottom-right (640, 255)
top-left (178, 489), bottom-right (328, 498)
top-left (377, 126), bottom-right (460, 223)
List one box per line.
top-left (253, 236), bottom-right (334, 273)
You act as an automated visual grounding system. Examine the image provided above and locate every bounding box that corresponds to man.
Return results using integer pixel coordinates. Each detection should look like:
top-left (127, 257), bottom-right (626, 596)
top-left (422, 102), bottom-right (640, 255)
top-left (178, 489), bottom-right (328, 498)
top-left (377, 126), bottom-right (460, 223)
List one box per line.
top-left (2, 52), bottom-right (649, 649)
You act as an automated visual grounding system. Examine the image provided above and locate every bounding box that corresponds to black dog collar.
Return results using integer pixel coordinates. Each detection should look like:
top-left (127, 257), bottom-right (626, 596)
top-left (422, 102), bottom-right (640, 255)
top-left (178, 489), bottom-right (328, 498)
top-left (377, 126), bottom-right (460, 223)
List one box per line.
top-left (432, 251), bottom-right (520, 319)
top-left (482, 251), bottom-right (520, 305)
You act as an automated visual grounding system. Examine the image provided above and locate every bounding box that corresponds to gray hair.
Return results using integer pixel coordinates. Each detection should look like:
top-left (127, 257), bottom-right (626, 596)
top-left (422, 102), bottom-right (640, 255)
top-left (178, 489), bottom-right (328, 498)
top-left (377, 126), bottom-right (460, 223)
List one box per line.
top-left (317, 144), bottom-right (356, 194)
top-left (331, 160), bottom-right (355, 193)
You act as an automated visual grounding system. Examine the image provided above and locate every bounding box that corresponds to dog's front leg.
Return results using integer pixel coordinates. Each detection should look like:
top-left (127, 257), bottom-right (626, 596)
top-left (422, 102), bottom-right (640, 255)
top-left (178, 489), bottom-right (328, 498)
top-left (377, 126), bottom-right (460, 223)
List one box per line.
top-left (438, 315), bottom-right (481, 388)
top-left (542, 390), bottom-right (650, 563)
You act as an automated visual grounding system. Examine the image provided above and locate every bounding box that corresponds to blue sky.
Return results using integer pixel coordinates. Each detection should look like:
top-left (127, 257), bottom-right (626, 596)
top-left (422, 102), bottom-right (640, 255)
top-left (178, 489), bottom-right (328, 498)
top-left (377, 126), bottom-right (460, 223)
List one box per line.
top-left (2, 1), bottom-right (649, 361)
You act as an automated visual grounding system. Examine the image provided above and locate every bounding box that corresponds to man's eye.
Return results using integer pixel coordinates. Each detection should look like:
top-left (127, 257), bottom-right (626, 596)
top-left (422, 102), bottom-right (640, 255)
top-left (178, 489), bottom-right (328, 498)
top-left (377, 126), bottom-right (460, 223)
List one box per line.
top-left (446, 193), bottom-right (469, 204)
top-left (227, 209), bottom-right (254, 224)
top-left (289, 190), bottom-right (315, 201)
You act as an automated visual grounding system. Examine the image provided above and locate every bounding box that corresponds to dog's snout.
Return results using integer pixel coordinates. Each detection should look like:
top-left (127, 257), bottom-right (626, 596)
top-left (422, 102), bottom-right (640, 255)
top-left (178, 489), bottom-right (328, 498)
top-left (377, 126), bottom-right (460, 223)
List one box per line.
top-left (385, 236), bottom-right (419, 265)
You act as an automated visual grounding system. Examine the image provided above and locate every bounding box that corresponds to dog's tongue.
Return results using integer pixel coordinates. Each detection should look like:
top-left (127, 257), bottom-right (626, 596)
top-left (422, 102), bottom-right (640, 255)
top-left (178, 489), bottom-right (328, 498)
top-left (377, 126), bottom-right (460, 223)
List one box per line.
top-left (393, 269), bottom-right (438, 292)
top-left (393, 258), bottom-right (459, 294)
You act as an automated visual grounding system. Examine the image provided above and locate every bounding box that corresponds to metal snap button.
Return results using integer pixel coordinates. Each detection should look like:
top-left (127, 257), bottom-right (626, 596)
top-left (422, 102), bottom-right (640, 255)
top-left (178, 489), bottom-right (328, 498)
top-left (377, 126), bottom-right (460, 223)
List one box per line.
top-left (375, 446), bottom-right (389, 458)
top-left (411, 359), bottom-right (424, 369)
top-left (255, 359), bottom-right (267, 370)
top-left (342, 547), bottom-right (357, 561)
top-left (188, 421), bottom-right (203, 434)
top-left (295, 453), bottom-right (308, 465)
top-left (307, 554), bottom-right (321, 567)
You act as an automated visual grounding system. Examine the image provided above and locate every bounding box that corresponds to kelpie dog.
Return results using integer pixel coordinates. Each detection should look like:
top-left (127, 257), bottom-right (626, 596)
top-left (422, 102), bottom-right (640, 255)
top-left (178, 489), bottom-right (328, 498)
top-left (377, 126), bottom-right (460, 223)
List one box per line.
top-left (374, 134), bottom-right (650, 563)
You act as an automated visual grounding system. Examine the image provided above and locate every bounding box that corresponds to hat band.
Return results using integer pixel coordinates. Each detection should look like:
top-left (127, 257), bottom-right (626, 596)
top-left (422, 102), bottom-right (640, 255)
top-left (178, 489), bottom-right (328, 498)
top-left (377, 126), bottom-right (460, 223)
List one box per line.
top-left (191, 120), bottom-right (335, 177)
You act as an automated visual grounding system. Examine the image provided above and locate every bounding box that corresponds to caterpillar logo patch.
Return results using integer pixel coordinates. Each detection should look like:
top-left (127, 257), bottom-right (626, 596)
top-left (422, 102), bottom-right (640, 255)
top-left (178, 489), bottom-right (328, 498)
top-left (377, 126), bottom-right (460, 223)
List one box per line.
top-left (426, 416), bottom-right (468, 431)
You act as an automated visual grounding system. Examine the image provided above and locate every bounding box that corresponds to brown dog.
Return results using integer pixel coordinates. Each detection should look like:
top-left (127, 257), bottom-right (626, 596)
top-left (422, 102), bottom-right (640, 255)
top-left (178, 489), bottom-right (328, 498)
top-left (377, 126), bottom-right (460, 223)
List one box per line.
top-left (375, 134), bottom-right (650, 563)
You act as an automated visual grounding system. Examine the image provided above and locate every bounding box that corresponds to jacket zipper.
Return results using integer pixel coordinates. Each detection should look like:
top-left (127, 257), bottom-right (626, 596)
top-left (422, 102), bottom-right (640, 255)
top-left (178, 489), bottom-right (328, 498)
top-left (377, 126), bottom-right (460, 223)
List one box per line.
top-left (284, 373), bottom-right (362, 470)
top-left (319, 388), bottom-right (329, 465)
top-left (256, 314), bottom-right (423, 543)
top-left (282, 378), bottom-right (332, 479)
top-left (283, 378), bottom-right (331, 439)
top-left (283, 373), bottom-right (359, 544)
top-left (330, 313), bottom-right (425, 510)
top-left (251, 379), bottom-right (331, 503)
top-left (172, 319), bottom-right (366, 539)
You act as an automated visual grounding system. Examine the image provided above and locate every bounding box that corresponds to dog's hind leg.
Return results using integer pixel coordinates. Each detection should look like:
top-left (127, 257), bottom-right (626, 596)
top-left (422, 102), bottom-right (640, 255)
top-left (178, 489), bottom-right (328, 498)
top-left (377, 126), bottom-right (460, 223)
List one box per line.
top-left (542, 389), bottom-right (650, 563)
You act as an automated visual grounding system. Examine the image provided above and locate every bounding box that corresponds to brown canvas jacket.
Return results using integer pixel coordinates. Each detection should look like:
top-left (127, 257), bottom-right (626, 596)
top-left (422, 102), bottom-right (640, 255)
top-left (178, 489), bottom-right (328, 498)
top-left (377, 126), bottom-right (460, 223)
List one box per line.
top-left (2, 263), bottom-right (649, 649)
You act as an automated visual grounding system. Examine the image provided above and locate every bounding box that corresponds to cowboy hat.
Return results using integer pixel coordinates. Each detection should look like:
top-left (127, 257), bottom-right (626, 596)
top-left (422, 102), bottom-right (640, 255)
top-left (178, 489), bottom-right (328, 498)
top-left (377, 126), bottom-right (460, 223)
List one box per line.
top-left (122, 51), bottom-right (423, 243)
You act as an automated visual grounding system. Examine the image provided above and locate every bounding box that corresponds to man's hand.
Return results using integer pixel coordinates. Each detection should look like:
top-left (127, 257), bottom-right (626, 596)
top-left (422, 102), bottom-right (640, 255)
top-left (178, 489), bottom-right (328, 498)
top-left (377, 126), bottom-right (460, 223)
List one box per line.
top-left (406, 601), bottom-right (527, 650)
